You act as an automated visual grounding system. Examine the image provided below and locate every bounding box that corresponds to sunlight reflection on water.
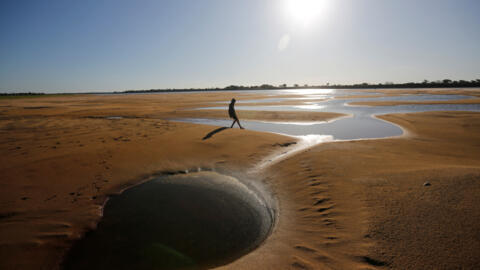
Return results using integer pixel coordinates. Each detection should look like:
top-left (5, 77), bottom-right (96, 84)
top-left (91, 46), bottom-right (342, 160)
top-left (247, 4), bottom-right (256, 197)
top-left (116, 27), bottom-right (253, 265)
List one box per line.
top-left (176, 89), bottom-right (480, 140)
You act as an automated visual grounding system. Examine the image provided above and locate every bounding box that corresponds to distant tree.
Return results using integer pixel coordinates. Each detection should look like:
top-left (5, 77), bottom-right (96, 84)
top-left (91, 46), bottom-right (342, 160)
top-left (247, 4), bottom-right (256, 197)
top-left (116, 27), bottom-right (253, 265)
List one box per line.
top-left (224, 85), bottom-right (240, 90)
top-left (294, 84), bottom-right (299, 88)
top-left (260, 84), bottom-right (275, 89)
top-left (304, 84), bottom-right (308, 87)
top-left (422, 80), bottom-right (429, 84)
top-left (279, 83), bottom-right (287, 88)
top-left (443, 79), bottom-right (452, 84)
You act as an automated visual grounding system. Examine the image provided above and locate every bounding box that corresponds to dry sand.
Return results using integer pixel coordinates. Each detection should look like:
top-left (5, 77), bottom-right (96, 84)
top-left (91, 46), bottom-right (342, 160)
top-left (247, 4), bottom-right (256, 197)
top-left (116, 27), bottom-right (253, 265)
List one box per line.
top-left (1, 92), bottom-right (480, 269)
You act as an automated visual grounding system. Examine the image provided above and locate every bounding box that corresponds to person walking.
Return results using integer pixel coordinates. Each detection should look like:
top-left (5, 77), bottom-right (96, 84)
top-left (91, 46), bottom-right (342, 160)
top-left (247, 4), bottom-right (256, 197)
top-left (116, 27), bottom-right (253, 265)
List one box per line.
top-left (228, 98), bottom-right (244, 129)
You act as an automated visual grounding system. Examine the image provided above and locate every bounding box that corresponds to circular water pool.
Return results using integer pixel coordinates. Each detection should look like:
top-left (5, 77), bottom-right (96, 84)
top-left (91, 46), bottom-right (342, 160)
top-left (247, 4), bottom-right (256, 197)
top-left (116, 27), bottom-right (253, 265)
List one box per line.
top-left (63, 171), bottom-right (275, 270)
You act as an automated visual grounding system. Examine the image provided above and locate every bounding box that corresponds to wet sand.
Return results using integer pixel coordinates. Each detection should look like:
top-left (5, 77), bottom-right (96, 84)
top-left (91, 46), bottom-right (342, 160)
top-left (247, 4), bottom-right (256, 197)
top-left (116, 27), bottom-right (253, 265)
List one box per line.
top-left (350, 98), bottom-right (480, 106)
top-left (1, 91), bottom-right (480, 269)
top-left (170, 109), bottom-right (346, 123)
top-left (347, 88), bottom-right (480, 106)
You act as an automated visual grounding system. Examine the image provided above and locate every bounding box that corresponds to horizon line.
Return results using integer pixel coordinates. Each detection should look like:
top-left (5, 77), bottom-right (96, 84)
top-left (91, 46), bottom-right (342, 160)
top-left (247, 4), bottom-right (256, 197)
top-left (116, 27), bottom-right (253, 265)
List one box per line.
top-left (1, 78), bottom-right (480, 95)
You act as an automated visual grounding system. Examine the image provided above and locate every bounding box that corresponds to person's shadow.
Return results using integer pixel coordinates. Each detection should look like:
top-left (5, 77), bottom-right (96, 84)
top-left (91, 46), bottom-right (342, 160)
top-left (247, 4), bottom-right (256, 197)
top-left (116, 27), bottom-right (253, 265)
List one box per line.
top-left (202, 127), bottom-right (229, 140)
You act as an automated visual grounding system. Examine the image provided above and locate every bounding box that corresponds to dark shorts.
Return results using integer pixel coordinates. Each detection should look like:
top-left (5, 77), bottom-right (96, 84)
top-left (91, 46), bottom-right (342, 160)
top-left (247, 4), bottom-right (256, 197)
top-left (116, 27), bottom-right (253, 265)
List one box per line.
top-left (229, 110), bottom-right (237, 119)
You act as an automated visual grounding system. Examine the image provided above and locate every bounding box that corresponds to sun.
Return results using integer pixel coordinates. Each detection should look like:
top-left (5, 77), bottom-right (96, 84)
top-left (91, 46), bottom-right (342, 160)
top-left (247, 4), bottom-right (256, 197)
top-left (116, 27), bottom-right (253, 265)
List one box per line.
top-left (285, 0), bottom-right (329, 27)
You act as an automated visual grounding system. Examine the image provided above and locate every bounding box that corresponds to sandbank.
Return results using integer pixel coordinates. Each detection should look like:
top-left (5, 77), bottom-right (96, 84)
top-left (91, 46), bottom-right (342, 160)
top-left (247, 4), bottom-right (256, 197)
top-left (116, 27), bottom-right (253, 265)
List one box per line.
top-left (1, 91), bottom-right (479, 269)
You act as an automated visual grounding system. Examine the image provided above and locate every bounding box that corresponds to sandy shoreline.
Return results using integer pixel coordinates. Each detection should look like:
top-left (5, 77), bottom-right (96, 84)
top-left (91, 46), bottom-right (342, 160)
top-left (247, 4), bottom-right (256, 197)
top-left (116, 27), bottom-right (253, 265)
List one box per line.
top-left (165, 109), bottom-right (346, 123)
top-left (350, 97), bottom-right (480, 106)
top-left (345, 88), bottom-right (480, 106)
top-left (1, 92), bottom-right (480, 269)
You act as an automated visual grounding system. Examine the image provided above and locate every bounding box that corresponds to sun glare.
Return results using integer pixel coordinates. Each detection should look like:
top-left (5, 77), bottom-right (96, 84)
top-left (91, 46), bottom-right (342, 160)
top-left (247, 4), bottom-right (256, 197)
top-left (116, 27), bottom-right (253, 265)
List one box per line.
top-left (285, 0), bottom-right (329, 26)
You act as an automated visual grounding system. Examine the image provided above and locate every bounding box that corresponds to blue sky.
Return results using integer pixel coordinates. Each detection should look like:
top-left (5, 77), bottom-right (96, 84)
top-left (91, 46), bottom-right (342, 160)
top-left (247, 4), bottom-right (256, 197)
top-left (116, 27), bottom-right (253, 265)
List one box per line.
top-left (1, 0), bottom-right (479, 93)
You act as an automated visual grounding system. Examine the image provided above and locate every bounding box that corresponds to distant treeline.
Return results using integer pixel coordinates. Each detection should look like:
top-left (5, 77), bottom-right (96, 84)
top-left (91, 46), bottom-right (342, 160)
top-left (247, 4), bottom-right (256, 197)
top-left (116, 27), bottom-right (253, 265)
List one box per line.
top-left (2, 79), bottom-right (479, 95)
top-left (120, 79), bottom-right (480, 94)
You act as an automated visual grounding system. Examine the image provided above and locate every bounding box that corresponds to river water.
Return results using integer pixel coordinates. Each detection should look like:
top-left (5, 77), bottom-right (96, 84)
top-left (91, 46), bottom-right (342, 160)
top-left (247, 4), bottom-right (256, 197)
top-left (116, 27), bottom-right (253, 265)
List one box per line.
top-left (177, 89), bottom-right (479, 140)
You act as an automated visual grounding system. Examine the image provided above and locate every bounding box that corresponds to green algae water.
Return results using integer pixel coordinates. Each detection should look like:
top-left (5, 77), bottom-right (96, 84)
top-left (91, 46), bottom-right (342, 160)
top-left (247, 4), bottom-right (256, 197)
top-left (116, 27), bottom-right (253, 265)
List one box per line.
top-left (63, 171), bottom-right (275, 270)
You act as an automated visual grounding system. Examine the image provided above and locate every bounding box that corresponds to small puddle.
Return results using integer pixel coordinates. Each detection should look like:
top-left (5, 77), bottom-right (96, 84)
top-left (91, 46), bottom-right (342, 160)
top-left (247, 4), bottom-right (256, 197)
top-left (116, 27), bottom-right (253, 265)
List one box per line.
top-left (63, 171), bottom-right (276, 270)
top-left (106, 116), bottom-right (123, 120)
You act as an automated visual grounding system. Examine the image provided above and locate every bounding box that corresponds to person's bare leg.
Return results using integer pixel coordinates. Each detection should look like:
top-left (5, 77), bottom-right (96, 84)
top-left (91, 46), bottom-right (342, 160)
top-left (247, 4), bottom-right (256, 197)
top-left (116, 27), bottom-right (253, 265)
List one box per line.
top-left (230, 119), bottom-right (236, 128)
top-left (237, 120), bottom-right (244, 129)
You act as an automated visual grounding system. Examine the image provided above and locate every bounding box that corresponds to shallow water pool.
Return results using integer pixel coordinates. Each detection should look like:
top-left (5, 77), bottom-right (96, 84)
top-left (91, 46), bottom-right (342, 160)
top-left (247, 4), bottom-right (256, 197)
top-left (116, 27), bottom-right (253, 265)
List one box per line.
top-left (181, 90), bottom-right (480, 140)
top-left (63, 172), bottom-right (275, 270)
